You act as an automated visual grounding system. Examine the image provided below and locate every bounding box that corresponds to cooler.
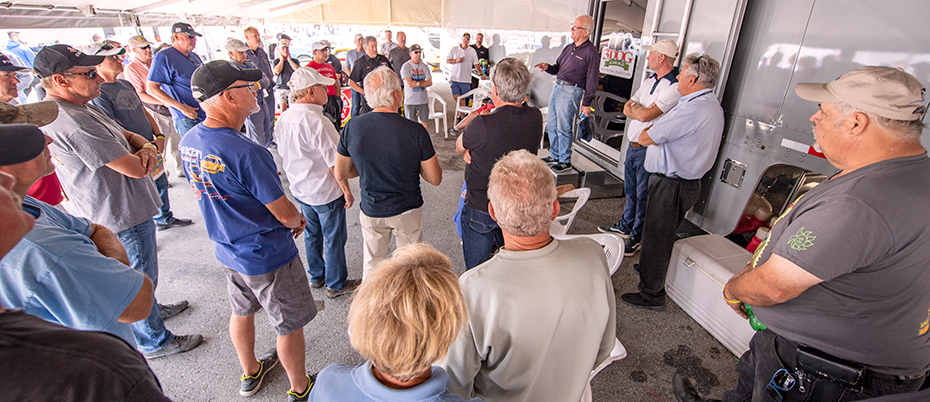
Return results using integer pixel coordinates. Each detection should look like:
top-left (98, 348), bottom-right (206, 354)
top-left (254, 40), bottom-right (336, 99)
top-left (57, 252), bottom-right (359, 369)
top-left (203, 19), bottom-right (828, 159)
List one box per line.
top-left (667, 234), bottom-right (758, 357)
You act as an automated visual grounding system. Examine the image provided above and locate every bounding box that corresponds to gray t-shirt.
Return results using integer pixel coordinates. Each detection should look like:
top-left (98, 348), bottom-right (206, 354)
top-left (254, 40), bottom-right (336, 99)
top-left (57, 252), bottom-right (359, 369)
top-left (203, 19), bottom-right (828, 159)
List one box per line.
top-left (753, 154), bottom-right (930, 375)
top-left (43, 99), bottom-right (160, 233)
top-left (92, 79), bottom-right (156, 140)
top-left (401, 60), bottom-right (432, 105)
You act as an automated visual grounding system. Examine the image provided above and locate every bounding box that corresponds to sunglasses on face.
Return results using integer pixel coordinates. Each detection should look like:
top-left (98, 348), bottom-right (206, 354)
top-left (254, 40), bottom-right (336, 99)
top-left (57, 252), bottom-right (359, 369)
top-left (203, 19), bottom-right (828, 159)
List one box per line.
top-left (412, 51), bottom-right (421, 54)
top-left (62, 70), bottom-right (99, 80)
top-left (139, 45), bottom-right (151, 51)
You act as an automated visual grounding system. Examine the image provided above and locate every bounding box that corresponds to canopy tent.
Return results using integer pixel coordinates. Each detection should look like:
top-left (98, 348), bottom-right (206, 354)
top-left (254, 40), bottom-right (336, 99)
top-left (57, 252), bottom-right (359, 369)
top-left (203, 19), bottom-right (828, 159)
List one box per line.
top-left (0, 0), bottom-right (589, 31)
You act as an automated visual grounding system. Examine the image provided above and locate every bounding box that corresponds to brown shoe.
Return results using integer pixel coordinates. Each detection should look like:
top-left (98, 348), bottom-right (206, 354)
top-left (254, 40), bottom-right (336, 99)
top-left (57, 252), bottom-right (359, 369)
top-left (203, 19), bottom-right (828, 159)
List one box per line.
top-left (326, 279), bottom-right (361, 299)
top-left (310, 279), bottom-right (324, 289)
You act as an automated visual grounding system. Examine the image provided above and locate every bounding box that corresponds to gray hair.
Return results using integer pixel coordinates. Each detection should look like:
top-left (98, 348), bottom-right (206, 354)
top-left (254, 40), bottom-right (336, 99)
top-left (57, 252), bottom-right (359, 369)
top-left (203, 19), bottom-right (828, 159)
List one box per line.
top-left (291, 87), bottom-right (309, 100)
top-left (365, 36), bottom-right (378, 46)
top-left (578, 15), bottom-right (595, 32)
top-left (488, 150), bottom-right (557, 237)
top-left (364, 66), bottom-right (401, 109)
top-left (491, 58), bottom-right (531, 104)
top-left (681, 53), bottom-right (720, 88)
top-left (832, 102), bottom-right (925, 140)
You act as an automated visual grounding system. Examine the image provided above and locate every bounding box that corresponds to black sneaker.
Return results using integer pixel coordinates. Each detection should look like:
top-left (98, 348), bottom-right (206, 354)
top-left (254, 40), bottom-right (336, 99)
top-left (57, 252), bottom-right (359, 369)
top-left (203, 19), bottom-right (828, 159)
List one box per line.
top-left (620, 292), bottom-right (666, 311)
top-left (159, 300), bottom-right (189, 320)
top-left (540, 156), bottom-right (557, 164)
top-left (240, 348), bottom-right (279, 396)
top-left (624, 238), bottom-right (641, 256)
top-left (287, 374), bottom-right (316, 402)
top-left (142, 334), bottom-right (204, 359)
top-left (597, 223), bottom-right (630, 239)
top-left (326, 279), bottom-right (361, 299)
top-left (673, 373), bottom-right (704, 402)
top-left (550, 162), bottom-right (573, 173)
top-left (156, 218), bottom-right (194, 231)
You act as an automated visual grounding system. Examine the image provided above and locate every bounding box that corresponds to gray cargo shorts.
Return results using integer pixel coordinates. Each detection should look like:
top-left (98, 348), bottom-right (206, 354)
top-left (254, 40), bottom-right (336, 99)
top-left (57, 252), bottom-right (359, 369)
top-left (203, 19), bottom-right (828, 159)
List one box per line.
top-left (222, 257), bottom-right (317, 336)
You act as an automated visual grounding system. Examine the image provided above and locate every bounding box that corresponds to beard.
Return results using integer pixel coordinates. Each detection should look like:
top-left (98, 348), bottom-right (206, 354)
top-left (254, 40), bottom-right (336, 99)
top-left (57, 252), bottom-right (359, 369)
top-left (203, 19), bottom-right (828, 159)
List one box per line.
top-left (247, 97), bottom-right (261, 115)
top-left (810, 126), bottom-right (823, 153)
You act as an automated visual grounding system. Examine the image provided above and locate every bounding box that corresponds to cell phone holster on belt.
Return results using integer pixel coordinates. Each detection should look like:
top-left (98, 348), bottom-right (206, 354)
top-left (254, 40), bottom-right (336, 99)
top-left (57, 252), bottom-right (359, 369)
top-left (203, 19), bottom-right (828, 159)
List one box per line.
top-left (796, 345), bottom-right (864, 389)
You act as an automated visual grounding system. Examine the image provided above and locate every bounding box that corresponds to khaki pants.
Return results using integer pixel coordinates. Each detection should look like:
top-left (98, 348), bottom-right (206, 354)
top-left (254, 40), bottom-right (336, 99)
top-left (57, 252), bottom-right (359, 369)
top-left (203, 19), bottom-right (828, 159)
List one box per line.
top-left (147, 108), bottom-right (183, 176)
top-left (359, 207), bottom-right (423, 278)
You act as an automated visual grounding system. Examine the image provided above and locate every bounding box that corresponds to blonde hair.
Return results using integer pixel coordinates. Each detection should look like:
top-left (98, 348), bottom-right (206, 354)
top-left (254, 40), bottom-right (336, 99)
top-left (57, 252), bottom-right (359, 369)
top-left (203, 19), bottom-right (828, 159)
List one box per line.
top-left (488, 149), bottom-right (556, 237)
top-left (348, 243), bottom-right (467, 381)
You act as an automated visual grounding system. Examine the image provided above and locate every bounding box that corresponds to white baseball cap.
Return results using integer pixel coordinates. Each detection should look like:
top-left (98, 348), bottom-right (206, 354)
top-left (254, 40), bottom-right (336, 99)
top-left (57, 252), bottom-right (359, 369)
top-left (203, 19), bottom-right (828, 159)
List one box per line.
top-left (288, 67), bottom-right (335, 90)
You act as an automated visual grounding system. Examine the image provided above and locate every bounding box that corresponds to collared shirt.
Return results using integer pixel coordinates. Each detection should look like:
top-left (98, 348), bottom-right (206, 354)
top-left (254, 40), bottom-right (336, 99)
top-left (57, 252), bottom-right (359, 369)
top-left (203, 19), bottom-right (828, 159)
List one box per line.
top-left (543, 40), bottom-right (600, 107)
top-left (471, 44), bottom-right (489, 61)
top-left (446, 45), bottom-right (478, 83)
top-left (147, 46), bottom-right (205, 120)
top-left (273, 103), bottom-right (343, 206)
top-left (124, 58), bottom-right (170, 116)
top-left (246, 45), bottom-right (274, 99)
top-left (230, 59), bottom-right (271, 102)
top-left (626, 68), bottom-right (680, 143)
top-left (643, 88), bottom-right (724, 179)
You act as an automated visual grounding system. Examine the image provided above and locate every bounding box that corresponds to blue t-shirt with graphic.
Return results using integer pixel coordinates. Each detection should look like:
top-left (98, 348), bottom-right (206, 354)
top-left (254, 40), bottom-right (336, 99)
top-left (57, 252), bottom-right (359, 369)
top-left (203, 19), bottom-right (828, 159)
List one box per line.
top-left (179, 124), bottom-right (297, 275)
top-left (147, 47), bottom-right (206, 121)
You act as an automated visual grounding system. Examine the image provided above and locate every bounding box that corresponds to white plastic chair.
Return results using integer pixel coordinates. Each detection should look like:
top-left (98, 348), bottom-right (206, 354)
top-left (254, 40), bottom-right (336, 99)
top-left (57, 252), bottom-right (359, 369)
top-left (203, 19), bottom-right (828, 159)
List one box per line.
top-left (550, 188), bottom-right (591, 235)
top-left (580, 338), bottom-right (628, 402)
top-left (553, 233), bottom-right (624, 275)
top-left (454, 87), bottom-right (490, 118)
top-left (427, 92), bottom-right (448, 137)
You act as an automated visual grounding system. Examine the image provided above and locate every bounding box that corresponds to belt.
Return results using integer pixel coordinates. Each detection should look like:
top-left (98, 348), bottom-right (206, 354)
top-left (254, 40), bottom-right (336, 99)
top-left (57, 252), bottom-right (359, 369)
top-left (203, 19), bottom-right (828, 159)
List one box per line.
top-left (629, 142), bottom-right (642, 148)
top-left (868, 369), bottom-right (928, 382)
top-left (655, 173), bottom-right (687, 181)
top-left (555, 79), bottom-right (580, 87)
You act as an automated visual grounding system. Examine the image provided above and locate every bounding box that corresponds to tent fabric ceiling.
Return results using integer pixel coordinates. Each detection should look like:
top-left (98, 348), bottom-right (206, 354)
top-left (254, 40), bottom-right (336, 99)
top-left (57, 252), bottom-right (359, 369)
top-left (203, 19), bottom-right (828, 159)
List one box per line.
top-left (0, 0), bottom-right (589, 29)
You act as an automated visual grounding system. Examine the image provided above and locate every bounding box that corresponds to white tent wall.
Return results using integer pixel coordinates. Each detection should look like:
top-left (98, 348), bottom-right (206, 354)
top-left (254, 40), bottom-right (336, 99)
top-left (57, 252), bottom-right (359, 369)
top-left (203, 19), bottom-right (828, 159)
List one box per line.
top-left (0, 0), bottom-right (588, 31)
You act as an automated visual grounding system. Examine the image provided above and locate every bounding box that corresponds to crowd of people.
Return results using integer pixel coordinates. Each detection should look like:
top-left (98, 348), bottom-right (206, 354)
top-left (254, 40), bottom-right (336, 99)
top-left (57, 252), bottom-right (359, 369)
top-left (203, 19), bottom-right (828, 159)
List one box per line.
top-left (1, 13), bottom-right (929, 402)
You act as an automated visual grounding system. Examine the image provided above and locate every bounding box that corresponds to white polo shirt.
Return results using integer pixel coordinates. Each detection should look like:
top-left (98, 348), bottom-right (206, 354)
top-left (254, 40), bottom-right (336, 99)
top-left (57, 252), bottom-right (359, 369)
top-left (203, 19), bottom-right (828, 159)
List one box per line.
top-left (626, 69), bottom-right (680, 143)
top-left (273, 102), bottom-right (344, 206)
top-left (447, 45), bottom-right (478, 83)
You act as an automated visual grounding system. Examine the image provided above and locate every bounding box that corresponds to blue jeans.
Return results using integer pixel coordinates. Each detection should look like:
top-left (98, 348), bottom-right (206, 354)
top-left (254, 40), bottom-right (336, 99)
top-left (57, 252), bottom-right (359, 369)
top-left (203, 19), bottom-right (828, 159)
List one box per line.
top-left (116, 219), bottom-right (174, 352)
top-left (461, 204), bottom-right (504, 270)
top-left (264, 94), bottom-right (276, 146)
top-left (153, 174), bottom-right (174, 225)
top-left (350, 89), bottom-right (363, 119)
top-left (244, 99), bottom-right (271, 147)
top-left (618, 146), bottom-right (649, 240)
top-left (546, 83), bottom-right (584, 164)
top-left (298, 197), bottom-right (348, 290)
top-left (173, 116), bottom-right (203, 137)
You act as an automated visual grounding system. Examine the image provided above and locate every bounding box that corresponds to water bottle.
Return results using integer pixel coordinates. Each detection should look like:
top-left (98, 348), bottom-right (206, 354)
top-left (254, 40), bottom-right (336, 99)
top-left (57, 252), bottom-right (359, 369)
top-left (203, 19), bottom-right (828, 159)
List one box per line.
top-left (744, 304), bottom-right (767, 331)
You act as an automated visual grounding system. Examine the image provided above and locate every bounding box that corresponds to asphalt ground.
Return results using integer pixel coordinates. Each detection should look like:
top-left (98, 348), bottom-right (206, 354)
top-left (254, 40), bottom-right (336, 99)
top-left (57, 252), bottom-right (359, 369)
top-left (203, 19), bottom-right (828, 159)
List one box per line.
top-left (147, 74), bottom-right (740, 401)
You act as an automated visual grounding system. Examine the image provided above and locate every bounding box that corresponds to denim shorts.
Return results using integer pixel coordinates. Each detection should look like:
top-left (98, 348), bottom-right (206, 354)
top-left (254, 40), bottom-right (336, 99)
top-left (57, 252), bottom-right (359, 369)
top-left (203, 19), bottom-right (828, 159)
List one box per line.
top-left (451, 81), bottom-right (472, 96)
top-left (222, 257), bottom-right (317, 336)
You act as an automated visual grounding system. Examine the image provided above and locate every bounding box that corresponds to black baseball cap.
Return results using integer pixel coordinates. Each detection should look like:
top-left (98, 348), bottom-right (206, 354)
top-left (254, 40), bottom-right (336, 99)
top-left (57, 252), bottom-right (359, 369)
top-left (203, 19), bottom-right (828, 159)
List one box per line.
top-left (191, 60), bottom-right (263, 102)
top-left (0, 54), bottom-right (29, 72)
top-left (171, 22), bottom-right (202, 37)
top-left (279, 34), bottom-right (292, 41)
top-left (0, 124), bottom-right (46, 166)
top-left (33, 44), bottom-right (105, 78)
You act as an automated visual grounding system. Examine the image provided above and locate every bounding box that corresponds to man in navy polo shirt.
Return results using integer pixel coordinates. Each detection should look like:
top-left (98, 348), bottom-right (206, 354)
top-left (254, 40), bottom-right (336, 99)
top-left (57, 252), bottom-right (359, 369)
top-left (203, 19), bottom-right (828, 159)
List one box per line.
top-left (147, 22), bottom-right (205, 137)
top-left (534, 14), bottom-right (600, 173)
top-left (181, 60), bottom-right (317, 401)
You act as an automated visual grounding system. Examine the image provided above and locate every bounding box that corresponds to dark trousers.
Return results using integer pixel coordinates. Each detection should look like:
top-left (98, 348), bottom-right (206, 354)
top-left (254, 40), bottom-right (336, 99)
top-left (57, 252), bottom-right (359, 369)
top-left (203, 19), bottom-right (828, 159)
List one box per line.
top-left (720, 330), bottom-right (926, 402)
top-left (636, 173), bottom-right (701, 303)
top-left (460, 204), bottom-right (504, 270)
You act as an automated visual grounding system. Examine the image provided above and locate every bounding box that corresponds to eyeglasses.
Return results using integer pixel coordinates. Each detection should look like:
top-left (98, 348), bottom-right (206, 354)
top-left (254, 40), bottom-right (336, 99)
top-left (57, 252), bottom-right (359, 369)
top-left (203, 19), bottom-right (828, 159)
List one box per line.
top-left (62, 70), bottom-right (99, 80)
top-left (764, 369), bottom-right (796, 402)
top-left (570, 25), bottom-right (589, 32)
top-left (226, 82), bottom-right (260, 93)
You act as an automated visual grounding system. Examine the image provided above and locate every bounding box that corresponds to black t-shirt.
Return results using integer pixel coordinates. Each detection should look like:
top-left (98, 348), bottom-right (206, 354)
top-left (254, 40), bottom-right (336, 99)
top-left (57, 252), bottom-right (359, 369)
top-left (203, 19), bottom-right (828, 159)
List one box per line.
top-left (349, 54), bottom-right (393, 114)
top-left (0, 309), bottom-right (171, 401)
top-left (337, 112), bottom-right (435, 217)
top-left (273, 57), bottom-right (300, 89)
top-left (472, 44), bottom-right (489, 61)
top-left (463, 105), bottom-right (543, 211)
top-left (327, 54), bottom-right (344, 76)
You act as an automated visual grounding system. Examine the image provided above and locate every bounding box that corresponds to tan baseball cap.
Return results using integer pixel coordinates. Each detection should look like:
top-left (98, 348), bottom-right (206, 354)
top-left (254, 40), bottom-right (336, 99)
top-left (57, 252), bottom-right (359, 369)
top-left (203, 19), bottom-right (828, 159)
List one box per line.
top-left (796, 66), bottom-right (927, 121)
top-left (225, 39), bottom-right (249, 52)
top-left (0, 101), bottom-right (59, 127)
top-left (643, 39), bottom-right (679, 59)
top-left (127, 35), bottom-right (152, 49)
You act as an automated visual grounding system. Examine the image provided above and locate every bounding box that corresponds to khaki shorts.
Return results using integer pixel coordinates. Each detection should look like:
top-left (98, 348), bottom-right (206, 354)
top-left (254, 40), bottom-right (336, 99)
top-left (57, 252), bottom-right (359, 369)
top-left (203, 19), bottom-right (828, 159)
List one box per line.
top-left (222, 257), bottom-right (317, 336)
